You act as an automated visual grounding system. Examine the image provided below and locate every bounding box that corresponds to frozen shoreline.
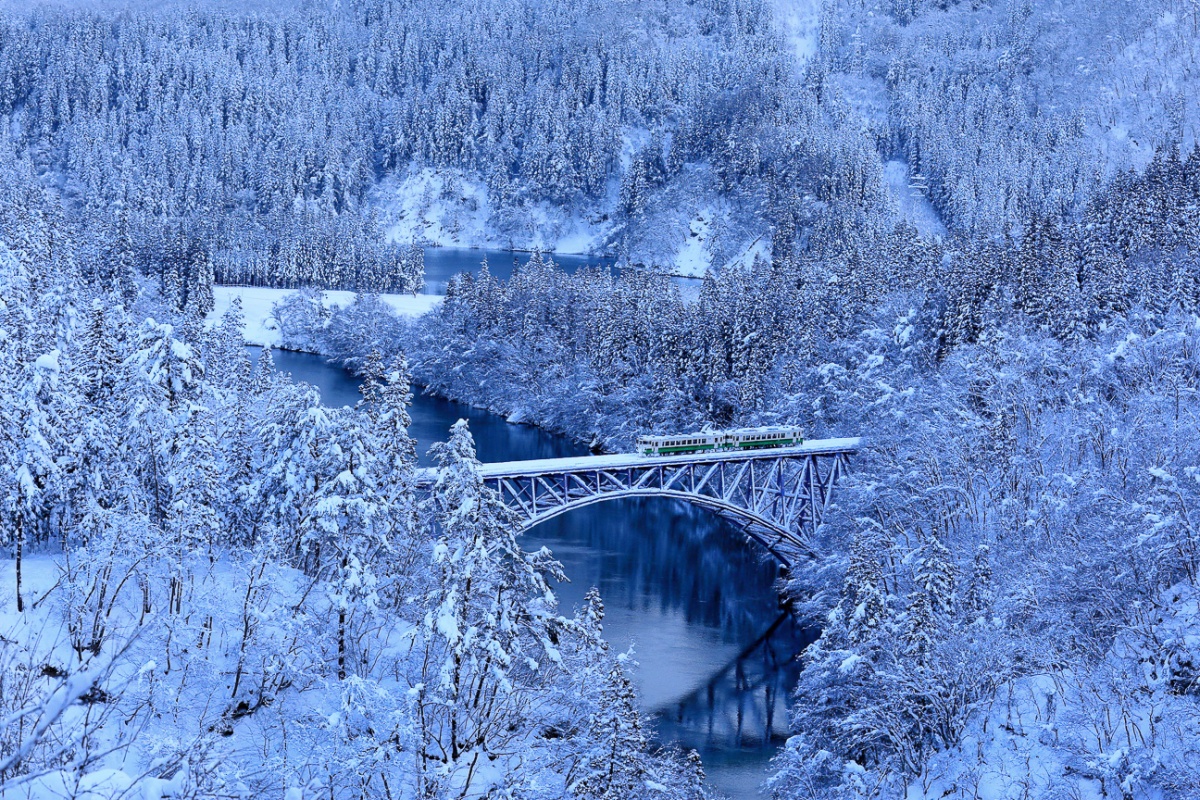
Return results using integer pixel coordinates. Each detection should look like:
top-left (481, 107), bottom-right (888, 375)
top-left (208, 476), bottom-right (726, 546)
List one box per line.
top-left (207, 285), bottom-right (443, 347)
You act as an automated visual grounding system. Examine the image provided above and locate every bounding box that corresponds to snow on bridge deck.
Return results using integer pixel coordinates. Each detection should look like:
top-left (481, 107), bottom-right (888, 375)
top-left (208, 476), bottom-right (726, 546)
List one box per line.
top-left (414, 436), bottom-right (862, 487)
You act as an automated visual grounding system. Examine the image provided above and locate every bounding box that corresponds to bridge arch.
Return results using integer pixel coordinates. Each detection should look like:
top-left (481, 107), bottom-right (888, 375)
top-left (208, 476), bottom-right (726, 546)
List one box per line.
top-left (515, 488), bottom-right (813, 565)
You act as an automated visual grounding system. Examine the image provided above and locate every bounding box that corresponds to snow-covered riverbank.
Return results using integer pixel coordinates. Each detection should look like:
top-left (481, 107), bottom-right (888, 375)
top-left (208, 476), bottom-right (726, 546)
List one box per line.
top-left (207, 286), bottom-right (442, 347)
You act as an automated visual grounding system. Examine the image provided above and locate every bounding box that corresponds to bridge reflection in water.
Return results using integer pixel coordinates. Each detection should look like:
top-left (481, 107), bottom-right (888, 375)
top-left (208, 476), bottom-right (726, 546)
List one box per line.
top-left (522, 495), bottom-right (820, 795)
top-left (653, 612), bottom-right (818, 750)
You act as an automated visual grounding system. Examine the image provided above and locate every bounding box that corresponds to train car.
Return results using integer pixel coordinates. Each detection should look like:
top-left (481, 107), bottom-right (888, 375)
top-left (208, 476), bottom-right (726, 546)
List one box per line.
top-left (725, 426), bottom-right (805, 451)
top-left (635, 426), bottom-right (804, 456)
top-left (635, 431), bottom-right (722, 456)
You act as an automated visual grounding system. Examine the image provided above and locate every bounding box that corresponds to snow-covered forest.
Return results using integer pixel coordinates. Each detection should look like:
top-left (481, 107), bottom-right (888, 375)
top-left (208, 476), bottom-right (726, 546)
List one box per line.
top-left (4, 0), bottom-right (1200, 798)
top-left (0, 180), bottom-right (709, 798)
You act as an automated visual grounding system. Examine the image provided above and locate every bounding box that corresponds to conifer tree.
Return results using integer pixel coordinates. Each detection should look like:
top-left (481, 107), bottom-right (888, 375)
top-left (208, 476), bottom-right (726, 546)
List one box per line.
top-left (77, 299), bottom-right (125, 403)
top-left (207, 297), bottom-right (250, 390)
top-left (902, 534), bottom-right (956, 661)
top-left (964, 543), bottom-right (993, 620)
top-left (251, 346), bottom-right (275, 395)
top-left (844, 525), bottom-right (890, 644)
top-left (123, 318), bottom-right (205, 528)
top-left (571, 657), bottom-right (649, 800)
top-left (416, 420), bottom-right (568, 797)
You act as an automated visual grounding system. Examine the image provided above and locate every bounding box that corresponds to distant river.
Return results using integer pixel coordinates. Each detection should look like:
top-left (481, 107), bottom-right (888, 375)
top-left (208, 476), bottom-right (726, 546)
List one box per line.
top-left (418, 247), bottom-right (701, 299)
top-left (258, 348), bottom-right (814, 799)
top-left (418, 248), bottom-right (616, 295)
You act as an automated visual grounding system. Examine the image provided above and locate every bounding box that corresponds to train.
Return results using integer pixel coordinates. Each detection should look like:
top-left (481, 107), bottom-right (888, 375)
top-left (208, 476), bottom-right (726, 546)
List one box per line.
top-left (635, 426), bottom-right (805, 457)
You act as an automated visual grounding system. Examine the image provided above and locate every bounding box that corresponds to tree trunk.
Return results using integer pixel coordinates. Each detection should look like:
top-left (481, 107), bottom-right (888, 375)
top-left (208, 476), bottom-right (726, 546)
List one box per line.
top-left (15, 518), bottom-right (25, 613)
top-left (338, 607), bottom-right (347, 681)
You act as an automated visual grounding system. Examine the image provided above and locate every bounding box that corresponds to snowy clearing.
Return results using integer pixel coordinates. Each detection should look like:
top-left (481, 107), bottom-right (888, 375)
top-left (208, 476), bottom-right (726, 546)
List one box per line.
top-left (673, 210), bottom-right (715, 277)
top-left (771, 0), bottom-right (823, 65)
top-left (208, 286), bottom-right (442, 347)
top-left (883, 159), bottom-right (948, 238)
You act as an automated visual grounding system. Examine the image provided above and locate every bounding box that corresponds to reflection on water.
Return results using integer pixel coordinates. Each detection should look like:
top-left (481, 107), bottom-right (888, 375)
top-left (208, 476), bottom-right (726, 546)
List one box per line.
top-left (252, 348), bottom-right (812, 798)
top-left (523, 498), bottom-right (816, 793)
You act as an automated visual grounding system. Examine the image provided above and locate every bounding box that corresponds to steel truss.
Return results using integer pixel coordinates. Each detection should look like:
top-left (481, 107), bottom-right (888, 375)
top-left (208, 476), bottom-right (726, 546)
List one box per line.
top-left (423, 445), bottom-right (856, 565)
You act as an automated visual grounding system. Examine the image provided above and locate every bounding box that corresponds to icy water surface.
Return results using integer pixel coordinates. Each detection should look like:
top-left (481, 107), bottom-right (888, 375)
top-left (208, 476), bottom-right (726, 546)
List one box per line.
top-left (260, 348), bottom-right (814, 798)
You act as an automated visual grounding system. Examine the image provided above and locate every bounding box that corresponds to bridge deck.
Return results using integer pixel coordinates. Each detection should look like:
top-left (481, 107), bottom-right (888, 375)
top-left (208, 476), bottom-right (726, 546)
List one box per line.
top-left (415, 436), bottom-right (861, 486)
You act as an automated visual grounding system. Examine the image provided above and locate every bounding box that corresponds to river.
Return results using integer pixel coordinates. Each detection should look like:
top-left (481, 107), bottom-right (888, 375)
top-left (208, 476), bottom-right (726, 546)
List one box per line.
top-left (262, 347), bottom-right (815, 798)
top-left (418, 247), bottom-right (702, 299)
top-left (419, 248), bottom-right (616, 295)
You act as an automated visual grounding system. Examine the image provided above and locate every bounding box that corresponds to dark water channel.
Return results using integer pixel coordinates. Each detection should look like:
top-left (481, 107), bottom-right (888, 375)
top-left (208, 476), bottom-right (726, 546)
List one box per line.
top-left (262, 348), bottom-right (814, 798)
top-left (418, 247), bottom-right (702, 298)
top-left (419, 248), bottom-right (616, 295)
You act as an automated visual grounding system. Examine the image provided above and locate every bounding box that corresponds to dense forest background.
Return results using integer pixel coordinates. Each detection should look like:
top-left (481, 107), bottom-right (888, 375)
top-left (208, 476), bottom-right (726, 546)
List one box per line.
top-left (3, 0), bottom-right (1200, 798)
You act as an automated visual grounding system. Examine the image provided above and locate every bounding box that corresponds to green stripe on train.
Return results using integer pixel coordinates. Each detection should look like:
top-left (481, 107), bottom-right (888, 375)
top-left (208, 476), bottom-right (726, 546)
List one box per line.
top-left (734, 438), bottom-right (798, 448)
top-left (656, 444), bottom-right (717, 453)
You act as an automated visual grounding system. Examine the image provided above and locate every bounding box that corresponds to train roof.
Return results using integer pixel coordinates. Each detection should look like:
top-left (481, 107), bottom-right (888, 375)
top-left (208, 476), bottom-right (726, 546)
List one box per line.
top-left (636, 425), bottom-right (801, 440)
top-left (636, 431), bottom-right (717, 440)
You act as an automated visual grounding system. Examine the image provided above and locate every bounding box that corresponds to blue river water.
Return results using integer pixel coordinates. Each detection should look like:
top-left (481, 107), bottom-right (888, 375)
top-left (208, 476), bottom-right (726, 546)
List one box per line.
top-left (418, 247), bottom-right (616, 295)
top-left (257, 348), bottom-right (814, 798)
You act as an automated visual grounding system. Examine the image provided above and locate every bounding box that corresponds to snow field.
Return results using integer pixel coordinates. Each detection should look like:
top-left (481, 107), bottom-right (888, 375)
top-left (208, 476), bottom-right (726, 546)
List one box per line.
top-left (208, 286), bottom-right (442, 347)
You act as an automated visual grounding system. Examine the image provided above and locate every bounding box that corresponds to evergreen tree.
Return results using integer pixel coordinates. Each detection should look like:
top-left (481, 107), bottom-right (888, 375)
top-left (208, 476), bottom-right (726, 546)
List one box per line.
top-left (77, 299), bottom-right (125, 403)
top-left (571, 657), bottom-right (649, 800)
top-left (207, 297), bottom-right (251, 390)
top-left (964, 543), bottom-right (993, 621)
top-left (251, 346), bottom-right (276, 395)
top-left (844, 525), bottom-right (890, 644)
top-left (902, 534), bottom-right (956, 662)
top-left (123, 318), bottom-right (205, 528)
top-left (416, 420), bottom-right (568, 797)
top-left (2, 351), bottom-right (64, 612)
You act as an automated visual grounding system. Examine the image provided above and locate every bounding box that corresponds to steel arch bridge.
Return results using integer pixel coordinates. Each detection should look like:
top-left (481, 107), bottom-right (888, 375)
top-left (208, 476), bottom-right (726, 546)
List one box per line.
top-left (415, 437), bottom-right (860, 565)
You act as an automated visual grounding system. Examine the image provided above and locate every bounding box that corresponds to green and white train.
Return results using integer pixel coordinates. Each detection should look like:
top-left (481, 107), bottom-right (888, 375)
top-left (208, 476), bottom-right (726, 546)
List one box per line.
top-left (635, 426), bottom-right (805, 456)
